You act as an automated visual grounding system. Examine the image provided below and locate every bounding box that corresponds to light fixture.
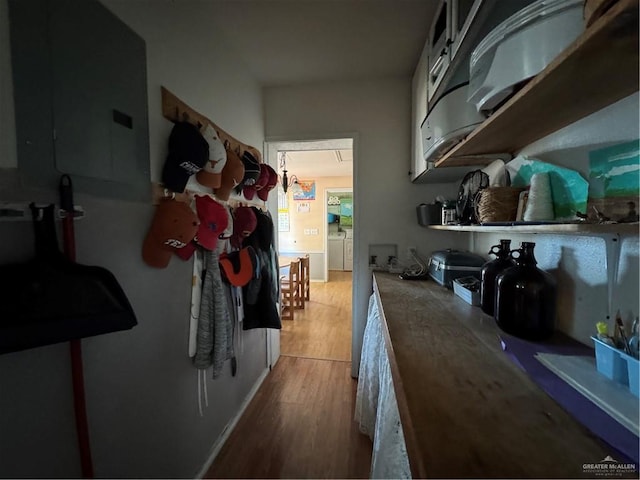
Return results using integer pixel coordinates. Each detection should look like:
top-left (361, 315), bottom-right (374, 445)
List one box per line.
top-left (290, 180), bottom-right (303, 195)
top-left (279, 151), bottom-right (303, 195)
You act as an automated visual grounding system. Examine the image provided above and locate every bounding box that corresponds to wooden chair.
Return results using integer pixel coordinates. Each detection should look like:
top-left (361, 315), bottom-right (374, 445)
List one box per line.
top-left (299, 254), bottom-right (310, 304)
top-left (291, 255), bottom-right (307, 310)
top-left (280, 259), bottom-right (300, 320)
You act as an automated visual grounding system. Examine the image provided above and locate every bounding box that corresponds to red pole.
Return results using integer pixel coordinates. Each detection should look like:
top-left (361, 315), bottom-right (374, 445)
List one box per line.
top-left (60, 175), bottom-right (94, 478)
top-left (70, 339), bottom-right (94, 478)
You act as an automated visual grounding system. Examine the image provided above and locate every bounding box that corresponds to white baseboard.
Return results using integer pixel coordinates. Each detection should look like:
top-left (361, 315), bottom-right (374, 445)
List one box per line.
top-left (194, 367), bottom-right (270, 479)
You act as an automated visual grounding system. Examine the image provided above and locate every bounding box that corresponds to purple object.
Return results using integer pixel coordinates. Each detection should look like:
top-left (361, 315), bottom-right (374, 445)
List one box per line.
top-left (500, 332), bottom-right (639, 465)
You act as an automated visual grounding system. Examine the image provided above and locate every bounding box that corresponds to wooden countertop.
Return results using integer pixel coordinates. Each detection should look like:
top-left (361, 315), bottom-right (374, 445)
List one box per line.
top-left (372, 272), bottom-right (623, 479)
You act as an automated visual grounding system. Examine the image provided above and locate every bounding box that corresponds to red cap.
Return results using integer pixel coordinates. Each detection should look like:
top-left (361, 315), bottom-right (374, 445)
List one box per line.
top-left (257, 164), bottom-right (278, 201)
top-left (142, 199), bottom-right (199, 268)
top-left (174, 195), bottom-right (229, 261)
top-left (243, 163), bottom-right (270, 200)
top-left (194, 195), bottom-right (228, 250)
top-left (231, 206), bottom-right (257, 249)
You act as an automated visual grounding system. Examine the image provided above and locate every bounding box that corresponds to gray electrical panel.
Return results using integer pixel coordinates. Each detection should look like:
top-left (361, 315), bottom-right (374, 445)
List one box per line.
top-left (9, 0), bottom-right (150, 201)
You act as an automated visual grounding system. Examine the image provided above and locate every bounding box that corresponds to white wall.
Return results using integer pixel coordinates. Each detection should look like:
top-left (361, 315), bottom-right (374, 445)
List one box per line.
top-left (0, 0), bottom-right (267, 477)
top-left (264, 78), bottom-right (467, 376)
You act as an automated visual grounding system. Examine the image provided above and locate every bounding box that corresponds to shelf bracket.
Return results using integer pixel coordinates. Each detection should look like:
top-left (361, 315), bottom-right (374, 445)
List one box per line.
top-left (603, 233), bottom-right (622, 325)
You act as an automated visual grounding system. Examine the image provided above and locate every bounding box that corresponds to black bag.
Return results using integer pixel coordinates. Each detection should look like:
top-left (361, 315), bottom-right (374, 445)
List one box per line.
top-left (0, 204), bottom-right (137, 354)
top-left (456, 169), bottom-right (489, 225)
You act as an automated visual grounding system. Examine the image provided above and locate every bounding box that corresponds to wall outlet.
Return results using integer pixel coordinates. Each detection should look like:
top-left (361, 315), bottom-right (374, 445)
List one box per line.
top-left (304, 229), bottom-right (311, 235)
top-left (310, 228), bottom-right (318, 235)
top-left (407, 246), bottom-right (416, 258)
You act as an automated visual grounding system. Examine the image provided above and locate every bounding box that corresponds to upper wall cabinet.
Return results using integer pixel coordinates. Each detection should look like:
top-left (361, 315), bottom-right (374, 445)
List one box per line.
top-left (411, 0), bottom-right (639, 182)
top-left (413, 0), bottom-right (535, 182)
top-left (433, 0), bottom-right (639, 169)
top-left (426, 0), bottom-right (450, 104)
top-left (9, 0), bottom-right (150, 201)
top-left (426, 0), bottom-right (538, 107)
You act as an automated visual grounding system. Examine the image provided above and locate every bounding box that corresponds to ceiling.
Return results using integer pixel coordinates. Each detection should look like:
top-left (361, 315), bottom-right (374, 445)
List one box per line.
top-left (282, 149), bottom-right (354, 179)
top-left (126, 0), bottom-right (437, 177)
top-left (205, 0), bottom-right (438, 177)
top-left (206, 0), bottom-right (438, 87)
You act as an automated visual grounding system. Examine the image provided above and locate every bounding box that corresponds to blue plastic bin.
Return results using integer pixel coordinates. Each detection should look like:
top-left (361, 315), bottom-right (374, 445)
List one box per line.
top-left (591, 336), bottom-right (629, 385)
top-left (620, 350), bottom-right (639, 397)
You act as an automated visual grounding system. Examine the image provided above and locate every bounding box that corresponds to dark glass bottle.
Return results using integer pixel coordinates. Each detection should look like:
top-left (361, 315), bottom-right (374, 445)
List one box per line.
top-left (495, 242), bottom-right (557, 340)
top-left (480, 239), bottom-right (513, 316)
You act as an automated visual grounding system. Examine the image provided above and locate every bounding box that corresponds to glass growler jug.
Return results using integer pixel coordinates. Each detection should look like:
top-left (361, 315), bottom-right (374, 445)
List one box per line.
top-left (495, 242), bottom-right (557, 340)
top-left (480, 239), bottom-right (514, 316)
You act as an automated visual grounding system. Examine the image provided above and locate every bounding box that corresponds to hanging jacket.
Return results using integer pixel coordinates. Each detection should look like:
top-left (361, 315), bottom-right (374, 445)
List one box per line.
top-left (193, 248), bottom-right (233, 377)
top-left (242, 208), bottom-right (281, 330)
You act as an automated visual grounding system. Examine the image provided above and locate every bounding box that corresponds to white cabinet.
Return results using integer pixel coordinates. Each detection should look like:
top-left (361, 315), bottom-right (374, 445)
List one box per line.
top-left (412, 0), bottom-right (504, 183)
top-left (411, 23), bottom-right (472, 183)
top-left (328, 238), bottom-right (344, 270)
top-left (410, 38), bottom-right (429, 182)
top-left (430, 0), bottom-right (639, 170)
top-left (426, 0), bottom-right (485, 105)
top-left (343, 238), bottom-right (353, 271)
top-left (427, 0), bottom-right (451, 104)
top-left (425, 0), bottom-right (536, 108)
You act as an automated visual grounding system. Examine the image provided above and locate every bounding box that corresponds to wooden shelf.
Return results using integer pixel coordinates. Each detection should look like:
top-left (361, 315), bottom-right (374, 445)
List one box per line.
top-left (428, 222), bottom-right (639, 235)
top-left (434, 0), bottom-right (640, 169)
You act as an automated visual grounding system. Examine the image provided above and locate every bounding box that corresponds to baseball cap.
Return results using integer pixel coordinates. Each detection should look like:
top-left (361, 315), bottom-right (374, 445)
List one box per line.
top-left (245, 146), bottom-right (262, 163)
top-left (214, 148), bottom-right (245, 202)
top-left (195, 124), bottom-right (227, 189)
top-left (243, 163), bottom-right (269, 200)
top-left (219, 206), bottom-right (234, 240)
top-left (231, 206), bottom-right (258, 249)
top-left (174, 195), bottom-right (229, 261)
top-left (219, 246), bottom-right (258, 287)
top-left (142, 199), bottom-right (200, 268)
top-left (235, 151), bottom-right (261, 195)
top-left (194, 195), bottom-right (228, 250)
top-left (162, 122), bottom-right (209, 193)
top-left (257, 164), bottom-right (278, 201)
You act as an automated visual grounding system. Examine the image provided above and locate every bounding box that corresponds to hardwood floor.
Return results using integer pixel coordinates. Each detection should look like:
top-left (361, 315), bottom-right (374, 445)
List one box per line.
top-left (280, 270), bottom-right (353, 361)
top-left (205, 271), bottom-right (372, 479)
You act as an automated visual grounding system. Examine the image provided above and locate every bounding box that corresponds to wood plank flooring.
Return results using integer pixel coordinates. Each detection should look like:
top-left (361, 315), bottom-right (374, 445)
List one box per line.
top-left (205, 271), bottom-right (373, 479)
top-left (280, 271), bottom-right (353, 361)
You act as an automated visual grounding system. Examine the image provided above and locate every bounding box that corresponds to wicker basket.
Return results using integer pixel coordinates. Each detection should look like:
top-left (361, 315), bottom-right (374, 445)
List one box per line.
top-left (476, 187), bottom-right (525, 223)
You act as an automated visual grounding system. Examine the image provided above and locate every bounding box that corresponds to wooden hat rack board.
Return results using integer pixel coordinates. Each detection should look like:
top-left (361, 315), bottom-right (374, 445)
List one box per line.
top-left (152, 87), bottom-right (265, 204)
top-left (161, 86), bottom-right (261, 161)
top-left (147, 88), bottom-right (281, 416)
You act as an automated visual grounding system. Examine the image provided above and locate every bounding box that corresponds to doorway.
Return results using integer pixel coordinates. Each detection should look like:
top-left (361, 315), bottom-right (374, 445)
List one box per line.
top-left (264, 137), bottom-right (355, 365)
top-left (326, 187), bottom-right (353, 278)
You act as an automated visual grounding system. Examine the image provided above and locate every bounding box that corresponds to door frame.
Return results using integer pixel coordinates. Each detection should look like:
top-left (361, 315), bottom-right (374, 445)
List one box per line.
top-left (263, 135), bottom-right (357, 370)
